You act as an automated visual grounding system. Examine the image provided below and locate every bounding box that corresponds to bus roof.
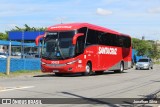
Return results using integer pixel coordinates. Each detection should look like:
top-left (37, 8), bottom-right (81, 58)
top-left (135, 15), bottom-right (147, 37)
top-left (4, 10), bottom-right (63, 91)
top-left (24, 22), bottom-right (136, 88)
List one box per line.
top-left (47, 23), bottom-right (129, 36)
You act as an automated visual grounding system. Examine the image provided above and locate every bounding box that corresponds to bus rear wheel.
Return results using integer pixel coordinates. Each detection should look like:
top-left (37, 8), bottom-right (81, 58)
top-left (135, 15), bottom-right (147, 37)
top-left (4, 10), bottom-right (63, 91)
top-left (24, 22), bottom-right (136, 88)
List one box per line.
top-left (114, 62), bottom-right (124, 73)
top-left (82, 63), bottom-right (92, 76)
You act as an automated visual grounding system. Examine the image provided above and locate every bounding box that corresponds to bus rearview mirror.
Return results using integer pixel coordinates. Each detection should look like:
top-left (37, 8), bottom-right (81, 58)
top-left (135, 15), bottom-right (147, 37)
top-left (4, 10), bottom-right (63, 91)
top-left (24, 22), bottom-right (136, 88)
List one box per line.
top-left (35, 34), bottom-right (45, 46)
top-left (72, 33), bottom-right (84, 45)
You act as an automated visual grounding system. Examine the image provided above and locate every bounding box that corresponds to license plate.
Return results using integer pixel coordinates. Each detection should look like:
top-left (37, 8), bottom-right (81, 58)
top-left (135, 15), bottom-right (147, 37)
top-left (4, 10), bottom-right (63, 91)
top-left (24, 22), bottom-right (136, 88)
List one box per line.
top-left (53, 70), bottom-right (59, 73)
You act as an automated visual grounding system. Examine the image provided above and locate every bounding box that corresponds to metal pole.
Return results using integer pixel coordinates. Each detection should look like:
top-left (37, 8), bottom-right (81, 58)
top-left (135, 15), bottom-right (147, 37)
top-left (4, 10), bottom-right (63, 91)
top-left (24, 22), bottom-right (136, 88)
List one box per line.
top-left (22, 31), bottom-right (24, 58)
top-left (21, 31), bottom-right (24, 58)
top-left (38, 43), bottom-right (40, 58)
top-left (6, 40), bottom-right (11, 75)
top-left (38, 31), bottom-right (40, 58)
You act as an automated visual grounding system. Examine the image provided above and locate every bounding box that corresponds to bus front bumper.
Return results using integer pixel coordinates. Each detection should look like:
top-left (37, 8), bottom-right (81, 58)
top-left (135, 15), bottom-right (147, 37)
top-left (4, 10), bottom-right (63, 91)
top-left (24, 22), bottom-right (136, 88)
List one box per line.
top-left (41, 63), bottom-right (83, 73)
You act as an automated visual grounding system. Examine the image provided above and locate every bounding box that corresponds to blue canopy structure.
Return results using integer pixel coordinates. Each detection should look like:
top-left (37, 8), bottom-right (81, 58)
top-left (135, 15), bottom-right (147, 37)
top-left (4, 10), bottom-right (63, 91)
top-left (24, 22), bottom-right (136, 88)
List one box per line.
top-left (1, 31), bottom-right (45, 58)
top-left (0, 40), bottom-right (21, 46)
top-left (0, 40), bottom-right (41, 47)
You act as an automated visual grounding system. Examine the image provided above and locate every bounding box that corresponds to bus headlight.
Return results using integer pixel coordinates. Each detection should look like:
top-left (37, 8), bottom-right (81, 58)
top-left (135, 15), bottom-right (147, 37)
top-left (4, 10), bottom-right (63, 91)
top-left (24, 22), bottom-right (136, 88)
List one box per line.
top-left (66, 60), bottom-right (78, 65)
top-left (41, 61), bottom-right (46, 65)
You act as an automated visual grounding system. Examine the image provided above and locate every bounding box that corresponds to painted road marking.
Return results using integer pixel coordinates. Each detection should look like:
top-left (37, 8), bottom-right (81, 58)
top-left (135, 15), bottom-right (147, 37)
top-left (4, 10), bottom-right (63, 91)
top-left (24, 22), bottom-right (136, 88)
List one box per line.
top-left (0, 86), bottom-right (34, 92)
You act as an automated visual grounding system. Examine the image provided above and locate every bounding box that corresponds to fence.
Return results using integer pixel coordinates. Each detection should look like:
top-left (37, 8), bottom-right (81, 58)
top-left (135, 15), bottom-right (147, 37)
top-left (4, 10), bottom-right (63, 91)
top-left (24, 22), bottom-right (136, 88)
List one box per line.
top-left (0, 58), bottom-right (40, 73)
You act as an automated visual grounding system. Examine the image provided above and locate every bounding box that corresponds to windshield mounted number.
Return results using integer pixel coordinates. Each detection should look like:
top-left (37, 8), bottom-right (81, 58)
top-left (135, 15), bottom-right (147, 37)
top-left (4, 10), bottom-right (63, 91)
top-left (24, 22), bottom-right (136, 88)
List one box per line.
top-left (51, 61), bottom-right (59, 64)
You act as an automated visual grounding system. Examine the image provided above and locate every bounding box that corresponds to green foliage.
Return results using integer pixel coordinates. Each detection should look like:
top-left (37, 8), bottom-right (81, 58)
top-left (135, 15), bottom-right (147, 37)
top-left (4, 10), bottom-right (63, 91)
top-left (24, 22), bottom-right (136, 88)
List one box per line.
top-left (132, 38), bottom-right (139, 49)
top-left (11, 24), bottom-right (47, 31)
top-left (0, 32), bottom-right (8, 40)
top-left (132, 38), bottom-right (160, 60)
top-left (155, 61), bottom-right (160, 64)
top-left (149, 43), bottom-right (160, 60)
top-left (0, 24), bottom-right (46, 40)
top-left (132, 38), bottom-right (152, 56)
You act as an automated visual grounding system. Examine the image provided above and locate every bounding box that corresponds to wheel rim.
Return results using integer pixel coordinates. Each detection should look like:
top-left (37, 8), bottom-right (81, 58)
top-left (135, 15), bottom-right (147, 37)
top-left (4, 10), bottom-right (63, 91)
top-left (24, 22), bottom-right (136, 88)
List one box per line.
top-left (120, 64), bottom-right (123, 72)
top-left (86, 64), bottom-right (90, 74)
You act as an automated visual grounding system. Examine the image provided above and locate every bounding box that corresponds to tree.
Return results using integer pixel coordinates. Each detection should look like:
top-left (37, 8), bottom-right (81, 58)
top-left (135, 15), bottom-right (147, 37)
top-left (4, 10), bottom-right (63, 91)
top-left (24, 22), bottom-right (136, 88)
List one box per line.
top-left (149, 43), bottom-right (160, 60)
top-left (15, 26), bottom-right (22, 31)
top-left (24, 24), bottom-right (31, 31)
top-left (132, 38), bottom-right (139, 49)
top-left (11, 24), bottom-right (46, 31)
top-left (132, 38), bottom-right (152, 56)
top-left (0, 32), bottom-right (8, 40)
top-left (132, 37), bottom-right (160, 62)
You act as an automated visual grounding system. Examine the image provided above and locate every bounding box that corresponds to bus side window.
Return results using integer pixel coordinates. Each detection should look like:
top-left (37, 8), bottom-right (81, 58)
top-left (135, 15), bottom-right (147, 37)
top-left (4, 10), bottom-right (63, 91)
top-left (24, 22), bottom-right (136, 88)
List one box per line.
top-left (97, 31), bottom-right (104, 45)
top-left (118, 36), bottom-right (131, 48)
top-left (124, 36), bottom-right (131, 48)
top-left (98, 33), bottom-right (116, 46)
top-left (86, 29), bottom-right (98, 46)
top-left (119, 36), bottom-right (124, 47)
top-left (75, 36), bottom-right (85, 55)
top-left (78, 27), bottom-right (87, 36)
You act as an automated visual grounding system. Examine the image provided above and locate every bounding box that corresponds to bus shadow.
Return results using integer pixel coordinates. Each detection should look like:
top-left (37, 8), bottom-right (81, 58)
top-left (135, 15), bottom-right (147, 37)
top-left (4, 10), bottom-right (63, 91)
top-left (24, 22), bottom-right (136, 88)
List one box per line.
top-left (33, 73), bottom-right (82, 77)
top-left (33, 74), bottom-right (55, 77)
top-left (33, 71), bottom-right (127, 77)
top-left (60, 91), bottom-right (120, 106)
top-left (93, 71), bottom-right (127, 76)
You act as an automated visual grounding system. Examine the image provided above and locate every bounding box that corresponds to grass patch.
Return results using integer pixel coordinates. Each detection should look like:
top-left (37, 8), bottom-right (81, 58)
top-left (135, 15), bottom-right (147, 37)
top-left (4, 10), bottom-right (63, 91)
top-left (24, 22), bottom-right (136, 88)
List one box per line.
top-left (0, 73), bottom-right (6, 77)
top-left (154, 61), bottom-right (160, 64)
top-left (0, 70), bottom-right (41, 78)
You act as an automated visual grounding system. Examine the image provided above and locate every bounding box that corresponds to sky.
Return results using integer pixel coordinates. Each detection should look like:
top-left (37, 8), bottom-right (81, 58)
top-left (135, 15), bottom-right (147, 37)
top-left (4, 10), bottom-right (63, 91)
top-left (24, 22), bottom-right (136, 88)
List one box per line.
top-left (0, 0), bottom-right (160, 40)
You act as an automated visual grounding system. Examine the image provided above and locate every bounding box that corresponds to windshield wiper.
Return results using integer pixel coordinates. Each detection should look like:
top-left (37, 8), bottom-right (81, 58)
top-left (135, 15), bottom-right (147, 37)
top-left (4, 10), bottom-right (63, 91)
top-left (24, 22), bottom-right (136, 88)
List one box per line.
top-left (45, 39), bottom-right (65, 60)
top-left (42, 54), bottom-right (51, 60)
top-left (56, 39), bottom-right (65, 59)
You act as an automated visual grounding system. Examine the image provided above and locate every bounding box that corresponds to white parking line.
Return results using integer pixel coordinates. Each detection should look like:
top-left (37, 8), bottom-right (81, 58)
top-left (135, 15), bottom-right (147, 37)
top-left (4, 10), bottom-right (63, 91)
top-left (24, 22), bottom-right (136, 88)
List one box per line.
top-left (0, 86), bottom-right (34, 92)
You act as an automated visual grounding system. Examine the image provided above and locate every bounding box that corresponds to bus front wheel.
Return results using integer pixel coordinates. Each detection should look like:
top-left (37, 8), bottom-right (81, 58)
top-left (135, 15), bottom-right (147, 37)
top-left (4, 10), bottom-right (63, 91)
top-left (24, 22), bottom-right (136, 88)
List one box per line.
top-left (82, 63), bottom-right (92, 76)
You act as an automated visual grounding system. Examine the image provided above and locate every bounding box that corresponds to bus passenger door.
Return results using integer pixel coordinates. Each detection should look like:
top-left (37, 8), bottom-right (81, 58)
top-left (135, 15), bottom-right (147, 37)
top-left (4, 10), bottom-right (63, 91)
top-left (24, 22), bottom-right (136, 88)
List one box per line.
top-left (75, 36), bottom-right (86, 71)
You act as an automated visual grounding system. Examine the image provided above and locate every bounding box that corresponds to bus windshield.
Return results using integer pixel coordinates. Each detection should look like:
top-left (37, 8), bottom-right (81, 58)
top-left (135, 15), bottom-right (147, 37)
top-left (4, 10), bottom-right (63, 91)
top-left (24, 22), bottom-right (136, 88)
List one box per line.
top-left (42, 31), bottom-right (76, 60)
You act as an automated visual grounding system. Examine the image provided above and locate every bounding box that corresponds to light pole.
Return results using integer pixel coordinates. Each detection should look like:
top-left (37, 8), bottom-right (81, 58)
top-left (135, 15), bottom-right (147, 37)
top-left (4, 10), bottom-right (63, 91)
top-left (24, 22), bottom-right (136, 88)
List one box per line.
top-left (5, 24), bottom-right (15, 75)
top-left (6, 40), bottom-right (11, 75)
top-left (21, 31), bottom-right (25, 58)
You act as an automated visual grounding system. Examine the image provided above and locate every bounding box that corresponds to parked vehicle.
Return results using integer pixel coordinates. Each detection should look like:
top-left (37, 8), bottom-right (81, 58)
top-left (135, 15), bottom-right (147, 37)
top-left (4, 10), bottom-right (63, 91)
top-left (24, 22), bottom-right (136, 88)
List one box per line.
top-left (11, 52), bottom-right (16, 56)
top-left (0, 52), bottom-right (7, 58)
top-left (25, 52), bottom-right (39, 58)
top-left (15, 52), bottom-right (21, 56)
top-left (135, 58), bottom-right (153, 70)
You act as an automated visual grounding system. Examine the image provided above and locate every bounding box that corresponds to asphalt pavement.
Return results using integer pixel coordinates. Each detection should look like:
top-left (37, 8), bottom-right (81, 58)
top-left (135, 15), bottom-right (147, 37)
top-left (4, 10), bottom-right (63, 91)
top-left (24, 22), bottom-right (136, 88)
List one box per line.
top-left (0, 65), bottom-right (160, 107)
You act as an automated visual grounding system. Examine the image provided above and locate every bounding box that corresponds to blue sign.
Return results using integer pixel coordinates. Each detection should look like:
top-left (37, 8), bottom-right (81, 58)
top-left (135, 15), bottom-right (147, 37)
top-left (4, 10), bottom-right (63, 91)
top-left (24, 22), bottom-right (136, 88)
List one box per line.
top-left (8, 31), bottom-right (45, 40)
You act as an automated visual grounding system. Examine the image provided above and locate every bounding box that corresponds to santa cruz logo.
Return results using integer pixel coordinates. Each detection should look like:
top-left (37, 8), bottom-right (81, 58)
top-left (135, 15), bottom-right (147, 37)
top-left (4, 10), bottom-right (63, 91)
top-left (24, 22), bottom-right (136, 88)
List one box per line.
top-left (98, 47), bottom-right (117, 55)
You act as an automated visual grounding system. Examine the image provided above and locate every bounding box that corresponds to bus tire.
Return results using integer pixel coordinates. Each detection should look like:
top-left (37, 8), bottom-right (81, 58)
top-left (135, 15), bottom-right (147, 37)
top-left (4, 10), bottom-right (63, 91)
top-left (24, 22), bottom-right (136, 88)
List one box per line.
top-left (114, 62), bottom-right (124, 73)
top-left (82, 62), bottom-right (92, 76)
top-left (131, 60), bottom-right (134, 68)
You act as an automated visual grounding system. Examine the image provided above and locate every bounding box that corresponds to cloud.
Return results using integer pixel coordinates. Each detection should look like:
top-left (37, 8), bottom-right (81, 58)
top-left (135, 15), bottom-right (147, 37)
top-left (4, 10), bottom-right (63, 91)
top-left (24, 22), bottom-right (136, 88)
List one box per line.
top-left (96, 8), bottom-right (112, 16)
top-left (148, 7), bottom-right (160, 14)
